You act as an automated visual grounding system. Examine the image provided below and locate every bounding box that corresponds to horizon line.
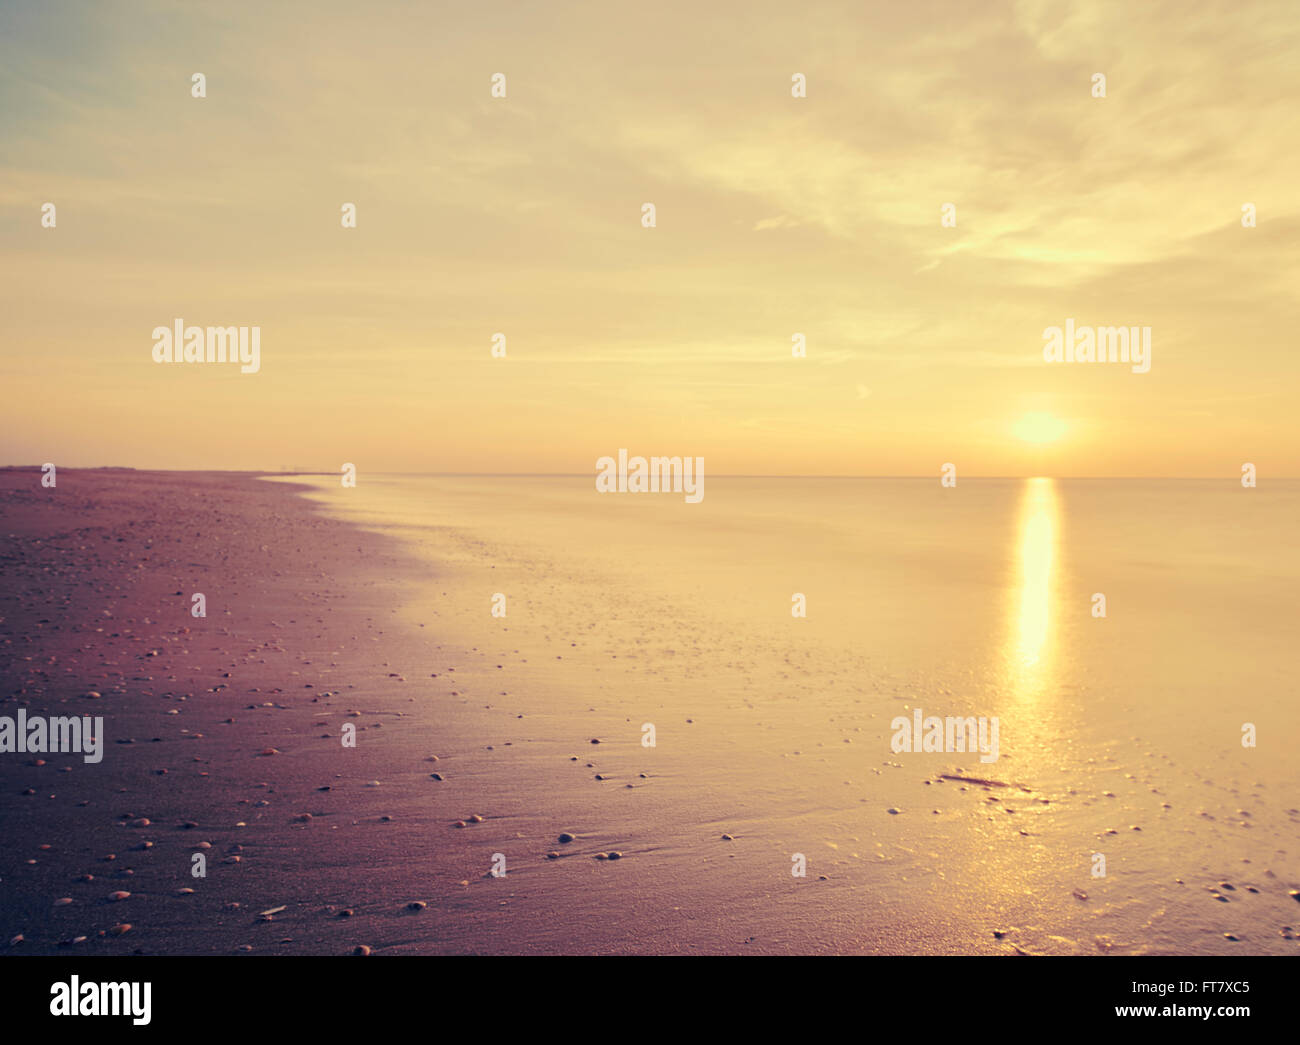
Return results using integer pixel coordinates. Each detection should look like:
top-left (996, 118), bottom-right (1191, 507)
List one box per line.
top-left (2, 466), bottom-right (1290, 481)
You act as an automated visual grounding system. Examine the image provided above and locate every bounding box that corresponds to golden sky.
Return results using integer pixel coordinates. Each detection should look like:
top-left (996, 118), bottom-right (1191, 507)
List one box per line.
top-left (2, 0), bottom-right (1297, 475)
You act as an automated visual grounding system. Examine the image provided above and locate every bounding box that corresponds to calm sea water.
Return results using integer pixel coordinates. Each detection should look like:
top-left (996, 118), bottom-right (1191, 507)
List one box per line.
top-left (280, 474), bottom-right (1298, 747)
top-left (269, 474), bottom-right (1300, 952)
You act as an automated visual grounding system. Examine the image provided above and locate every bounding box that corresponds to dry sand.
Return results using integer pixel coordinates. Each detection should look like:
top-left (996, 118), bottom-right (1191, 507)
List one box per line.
top-left (1, 469), bottom-right (1297, 955)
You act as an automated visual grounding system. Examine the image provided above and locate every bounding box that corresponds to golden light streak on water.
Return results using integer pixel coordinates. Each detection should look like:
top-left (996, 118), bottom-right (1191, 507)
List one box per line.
top-left (1009, 477), bottom-right (1060, 699)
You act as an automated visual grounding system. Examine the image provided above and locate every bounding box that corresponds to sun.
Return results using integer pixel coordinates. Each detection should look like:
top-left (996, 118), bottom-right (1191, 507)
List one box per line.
top-left (1014, 412), bottom-right (1066, 444)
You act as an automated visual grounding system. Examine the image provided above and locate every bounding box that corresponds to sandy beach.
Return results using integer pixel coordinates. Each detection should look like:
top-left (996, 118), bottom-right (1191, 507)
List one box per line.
top-left (2, 468), bottom-right (1297, 956)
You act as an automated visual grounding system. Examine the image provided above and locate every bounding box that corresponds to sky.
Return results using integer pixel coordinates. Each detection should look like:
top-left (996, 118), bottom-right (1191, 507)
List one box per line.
top-left (1, 0), bottom-right (1298, 476)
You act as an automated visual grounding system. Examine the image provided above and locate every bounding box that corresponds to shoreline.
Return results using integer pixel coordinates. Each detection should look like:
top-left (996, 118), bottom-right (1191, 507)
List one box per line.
top-left (2, 469), bottom-right (1296, 955)
top-left (0, 468), bottom-right (476, 955)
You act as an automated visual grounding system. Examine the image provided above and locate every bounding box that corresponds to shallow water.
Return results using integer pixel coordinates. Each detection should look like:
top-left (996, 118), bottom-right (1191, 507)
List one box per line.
top-left (271, 474), bottom-right (1300, 953)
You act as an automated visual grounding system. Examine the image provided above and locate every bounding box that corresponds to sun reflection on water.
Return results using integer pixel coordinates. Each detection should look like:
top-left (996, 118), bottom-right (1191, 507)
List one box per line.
top-left (1010, 477), bottom-right (1060, 699)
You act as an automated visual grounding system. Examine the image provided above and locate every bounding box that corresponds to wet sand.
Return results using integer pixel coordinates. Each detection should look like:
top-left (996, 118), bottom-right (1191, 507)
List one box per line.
top-left (1, 468), bottom-right (1297, 955)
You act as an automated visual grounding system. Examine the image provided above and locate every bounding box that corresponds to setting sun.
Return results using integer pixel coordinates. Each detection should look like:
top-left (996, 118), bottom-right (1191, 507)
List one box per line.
top-left (1014, 412), bottom-right (1066, 444)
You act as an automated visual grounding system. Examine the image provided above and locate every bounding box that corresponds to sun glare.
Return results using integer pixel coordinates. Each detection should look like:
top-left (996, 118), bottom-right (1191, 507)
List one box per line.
top-left (1014, 412), bottom-right (1066, 444)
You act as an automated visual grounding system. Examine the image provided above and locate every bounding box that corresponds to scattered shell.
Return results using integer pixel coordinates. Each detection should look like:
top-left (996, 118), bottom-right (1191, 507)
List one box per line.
top-left (558, 832), bottom-right (575, 844)
top-left (352, 945), bottom-right (371, 956)
top-left (107, 891), bottom-right (131, 902)
top-left (108, 923), bottom-right (131, 936)
top-left (721, 834), bottom-right (734, 841)
top-left (406, 901), bottom-right (427, 911)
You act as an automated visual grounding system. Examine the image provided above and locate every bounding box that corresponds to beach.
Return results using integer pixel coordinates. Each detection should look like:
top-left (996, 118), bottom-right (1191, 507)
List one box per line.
top-left (1, 468), bottom-right (1297, 955)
